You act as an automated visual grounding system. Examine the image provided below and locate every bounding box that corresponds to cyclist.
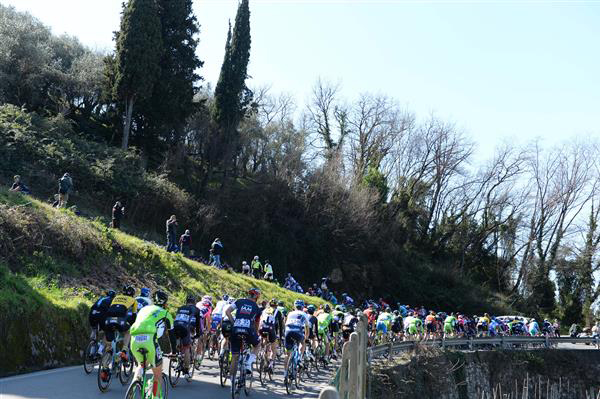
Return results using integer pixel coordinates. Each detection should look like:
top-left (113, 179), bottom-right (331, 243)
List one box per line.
top-left (342, 309), bottom-right (359, 342)
top-left (331, 306), bottom-right (345, 356)
top-left (89, 290), bottom-right (115, 342)
top-left (195, 295), bottom-right (213, 366)
top-left (103, 285), bottom-right (138, 359)
top-left (528, 318), bottom-right (540, 336)
top-left (477, 313), bottom-right (491, 337)
top-left (425, 311), bottom-right (437, 339)
top-left (317, 304), bottom-right (334, 360)
top-left (391, 310), bottom-right (404, 341)
top-left (283, 299), bottom-right (310, 380)
top-left (225, 288), bottom-right (262, 377)
top-left (306, 305), bottom-right (320, 353)
top-left (376, 307), bottom-right (393, 343)
top-left (171, 294), bottom-right (201, 379)
top-left (407, 312), bottom-right (423, 339)
top-left (136, 287), bottom-right (153, 310)
top-left (219, 297), bottom-right (236, 359)
top-left (130, 290), bottom-right (173, 399)
top-left (277, 300), bottom-right (289, 319)
top-left (444, 313), bottom-right (458, 338)
top-left (212, 294), bottom-right (229, 332)
top-left (259, 298), bottom-right (282, 371)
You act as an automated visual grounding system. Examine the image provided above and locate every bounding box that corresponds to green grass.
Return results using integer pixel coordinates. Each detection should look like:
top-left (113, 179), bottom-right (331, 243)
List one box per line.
top-left (0, 188), bottom-right (329, 376)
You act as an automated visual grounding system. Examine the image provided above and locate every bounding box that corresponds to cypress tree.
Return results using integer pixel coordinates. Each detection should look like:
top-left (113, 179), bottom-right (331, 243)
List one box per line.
top-left (113, 0), bottom-right (163, 149)
top-left (142, 0), bottom-right (203, 145)
top-left (212, 0), bottom-right (252, 168)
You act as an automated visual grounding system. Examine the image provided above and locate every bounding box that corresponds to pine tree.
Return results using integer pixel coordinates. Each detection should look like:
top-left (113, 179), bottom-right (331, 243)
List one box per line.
top-left (113, 0), bottom-right (163, 149)
top-left (212, 0), bottom-right (252, 168)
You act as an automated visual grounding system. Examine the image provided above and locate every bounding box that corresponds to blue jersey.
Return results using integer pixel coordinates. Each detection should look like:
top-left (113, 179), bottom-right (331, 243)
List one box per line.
top-left (232, 299), bottom-right (261, 333)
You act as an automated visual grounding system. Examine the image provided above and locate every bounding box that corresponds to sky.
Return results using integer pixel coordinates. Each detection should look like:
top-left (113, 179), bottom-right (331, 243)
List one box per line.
top-left (2, 0), bottom-right (599, 161)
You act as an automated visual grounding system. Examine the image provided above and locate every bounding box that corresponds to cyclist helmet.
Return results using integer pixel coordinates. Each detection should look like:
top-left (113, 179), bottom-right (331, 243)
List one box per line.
top-left (154, 290), bottom-right (168, 306)
top-left (106, 290), bottom-right (116, 298)
top-left (186, 294), bottom-right (196, 304)
top-left (324, 304), bottom-right (331, 312)
top-left (140, 287), bottom-right (150, 298)
top-left (278, 300), bottom-right (285, 307)
top-left (228, 297), bottom-right (236, 304)
top-left (223, 294), bottom-right (230, 302)
top-left (248, 288), bottom-right (261, 299)
top-left (202, 295), bottom-right (213, 303)
top-left (335, 305), bottom-right (342, 311)
top-left (269, 298), bottom-right (278, 307)
top-left (294, 299), bottom-right (304, 309)
top-left (307, 305), bottom-right (316, 314)
top-left (123, 285), bottom-right (135, 297)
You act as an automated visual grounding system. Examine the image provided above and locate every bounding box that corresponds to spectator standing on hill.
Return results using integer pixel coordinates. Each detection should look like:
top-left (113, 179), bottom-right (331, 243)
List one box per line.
top-left (251, 256), bottom-right (262, 279)
top-left (166, 215), bottom-right (178, 252)
top-left (211, 238), bottom-right (223, 267)
top-left (58, 172), bottom-right (73, 208)
top-left (111, 201), bottom-right (125, 229)
top-left (263, 260), bottom-right (274, 280)
top-left (179, 229), bottom-right (192, 257)
top-left (10, 175), bottom-right (31, 194)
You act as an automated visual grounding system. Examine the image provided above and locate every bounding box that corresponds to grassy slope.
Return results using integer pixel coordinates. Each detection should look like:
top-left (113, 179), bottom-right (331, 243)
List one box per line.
top-left (0, 189), bottom-right (328, 376)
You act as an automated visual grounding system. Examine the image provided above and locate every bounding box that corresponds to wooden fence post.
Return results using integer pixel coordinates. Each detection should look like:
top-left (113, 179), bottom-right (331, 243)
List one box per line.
top-left (319, 386), bottom-right (340, 399)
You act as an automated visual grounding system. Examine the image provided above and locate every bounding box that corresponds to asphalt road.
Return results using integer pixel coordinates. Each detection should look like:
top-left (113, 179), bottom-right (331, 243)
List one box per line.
top-left (0, 357), bottom-right (334, 399)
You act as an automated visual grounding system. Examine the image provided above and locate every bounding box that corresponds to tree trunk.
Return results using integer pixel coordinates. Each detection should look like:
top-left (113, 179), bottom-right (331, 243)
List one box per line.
top-left (122, 96), bottom-right (135, 149)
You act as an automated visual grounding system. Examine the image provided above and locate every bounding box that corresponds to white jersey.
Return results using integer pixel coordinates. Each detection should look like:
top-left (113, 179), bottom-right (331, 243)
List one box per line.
top-left (223, 303), bottom-right (235, 320)
top-left (213, 300), bottom-right (227, 316)
top-left (285, 310), bottom-right (310, 335)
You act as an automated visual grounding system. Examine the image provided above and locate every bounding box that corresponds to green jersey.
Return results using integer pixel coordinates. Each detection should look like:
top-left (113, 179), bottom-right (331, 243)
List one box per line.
top-left (317, 312), bottom-right (333, 333)
top-left (444, 316), bottom-right (457, 326)
top-left (130, 305), bottom-right (174, 338)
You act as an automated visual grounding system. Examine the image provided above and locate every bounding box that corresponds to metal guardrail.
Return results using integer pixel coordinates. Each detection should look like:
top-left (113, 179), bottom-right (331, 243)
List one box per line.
top-left (320, 334), bottom-right (600, 399)
top-left (368, 336), bottom-right (600, 360)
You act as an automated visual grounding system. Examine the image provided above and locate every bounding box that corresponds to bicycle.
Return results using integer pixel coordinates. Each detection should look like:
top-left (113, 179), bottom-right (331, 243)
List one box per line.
top-left (257, 341), bottom-right (273, 386)
top-left (219, 345), bottom-right (232, 387)
top-left (83, 325), bottom-right (103, 374)
top-left (208, 328), bottom-right (220, 360)
top-left (167, 336), bottom-right (196, 387)
top-left (97, 330), bottom-right (133, 392)
top-left (230, 335), bottom-right (253, 399)
top-left (284, 341), bottom-right (301, 395)
top-left (124, 347), bottom-right (169, 399)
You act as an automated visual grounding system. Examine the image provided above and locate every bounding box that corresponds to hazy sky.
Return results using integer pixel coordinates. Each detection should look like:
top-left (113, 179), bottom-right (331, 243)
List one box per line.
top-left (2, 0), bottom-right (599, 160)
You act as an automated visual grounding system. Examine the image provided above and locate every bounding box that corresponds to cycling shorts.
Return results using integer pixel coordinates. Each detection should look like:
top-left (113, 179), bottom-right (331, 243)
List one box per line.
top-left (131, 333), bottom-right (162, 368)
top-left (211, 314), bottom-right (222, 331)
top-left (230, 328), bottom-right (259, 354)
top-left (408, 325), bottom-right (419, 335)
top-left (103, 316), bottom-right (130, 342)
top-left (221, 320), bottom-right (232, 338)
top-left (284, 331), bottom-right (304, 351)
top-left (444, 324), bottom-right (454, 334)
top-left (330, 322), bottom-right (339, 333)
top-left (259, 327), bottom-right (277, 344)
top-left (426, 323), bottom-right (436, 333)
top-left (89, 309), bottom-right (107, 330)
top-left (173, 322), bottom-right (193, 347)
top-left (376, 321), bottom-right (388, 334)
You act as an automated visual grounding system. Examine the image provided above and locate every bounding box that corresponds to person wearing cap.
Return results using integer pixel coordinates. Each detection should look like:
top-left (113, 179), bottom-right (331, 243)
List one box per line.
top-left (58, 172), bottom-right (73, 208)
top-left (251, 256), bottom-right (262, 279)
top-left (241, 261), bottom-right (251, 276)
top-left (211, 238), bottom-right (223, 267)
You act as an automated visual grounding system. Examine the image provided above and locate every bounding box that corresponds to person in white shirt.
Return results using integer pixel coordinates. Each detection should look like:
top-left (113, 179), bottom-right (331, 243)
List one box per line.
top-left (283, 299), bottom-right (310, 379)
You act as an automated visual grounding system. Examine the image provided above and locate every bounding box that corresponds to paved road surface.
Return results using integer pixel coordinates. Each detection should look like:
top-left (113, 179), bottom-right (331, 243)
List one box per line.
top-left (0, 357), bottom-right (334, 399)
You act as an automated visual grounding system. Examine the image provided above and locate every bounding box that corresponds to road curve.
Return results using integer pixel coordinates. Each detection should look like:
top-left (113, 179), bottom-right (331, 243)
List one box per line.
top-left (0, 357), bottom-right (335, 399)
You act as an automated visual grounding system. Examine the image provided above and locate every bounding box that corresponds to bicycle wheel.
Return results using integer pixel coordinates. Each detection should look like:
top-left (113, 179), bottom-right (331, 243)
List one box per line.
top-left (195, 342), bottom-right (205, 370)
top-left (97, 352), bottom-right (113, 392)
top-left (122, 350), bottom-right (134, 378)
top-left (258, 354), bottom-right (265, 386)
top-left (83, 340), bottom-right (98, 374)
top-left (125, 380), bottom-right (143, 399)
top-left (231, 362), bottom-right (241, 399)
top-left (220, 350), bottom-right (230, 387)
top-left (168, 356), bottom-right (181, 387)
top-left (119, 358), bottom-right (132, 385)
top-left (161, 373), bottom-right (169, 399)
top-left (285, 359), bottom-right (294, 395)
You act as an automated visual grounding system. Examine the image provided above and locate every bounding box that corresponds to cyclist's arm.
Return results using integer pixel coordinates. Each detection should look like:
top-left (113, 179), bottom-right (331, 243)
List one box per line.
top-left (225, 307), bottom-right (234, 323)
